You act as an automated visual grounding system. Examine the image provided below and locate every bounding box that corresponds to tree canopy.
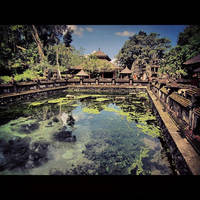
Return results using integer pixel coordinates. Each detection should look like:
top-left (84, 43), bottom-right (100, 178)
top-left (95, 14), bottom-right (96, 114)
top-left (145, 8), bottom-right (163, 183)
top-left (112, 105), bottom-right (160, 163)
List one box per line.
top-left (159, 25), bottom-right (200, 79)
top-left (0, 25), bottom-right (74, 83)
top-left (116, 31), bottom-right (171, 71)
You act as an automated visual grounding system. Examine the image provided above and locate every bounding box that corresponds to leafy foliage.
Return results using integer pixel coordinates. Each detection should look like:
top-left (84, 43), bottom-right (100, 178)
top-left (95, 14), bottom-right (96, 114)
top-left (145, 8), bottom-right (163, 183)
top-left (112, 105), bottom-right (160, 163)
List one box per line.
top-left (0, 25), bottom-right (74, 83)
top-left (116, 31), bottom-right (171, 72)
top-left (160, 25), bottom-right (200, 79)
top-left (0, 76), bottom-right (12, 83)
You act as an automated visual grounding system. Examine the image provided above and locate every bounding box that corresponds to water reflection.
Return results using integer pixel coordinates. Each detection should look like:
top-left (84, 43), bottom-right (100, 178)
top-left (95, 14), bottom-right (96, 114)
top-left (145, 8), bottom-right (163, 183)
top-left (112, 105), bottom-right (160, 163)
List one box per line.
top-left (0, 92), bottom-right (175, 175)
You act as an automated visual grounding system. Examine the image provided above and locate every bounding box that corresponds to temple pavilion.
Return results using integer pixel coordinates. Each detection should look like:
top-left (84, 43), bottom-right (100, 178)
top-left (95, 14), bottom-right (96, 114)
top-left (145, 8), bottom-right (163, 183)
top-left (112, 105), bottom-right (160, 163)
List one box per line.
top-left (119, 66), bottom-right (132, 79)
top-left (69, 49), bottom-right (121, 79)
top-left (76, 69), bottom-right (89, 78)
top-left (92, 49), bottom-right (121, 78)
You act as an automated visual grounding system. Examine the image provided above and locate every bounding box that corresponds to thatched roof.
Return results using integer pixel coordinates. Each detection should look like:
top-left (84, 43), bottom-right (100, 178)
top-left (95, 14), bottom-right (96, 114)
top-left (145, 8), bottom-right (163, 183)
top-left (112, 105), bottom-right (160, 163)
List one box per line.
top-left (183, 54), bottom-right (200, 65)
top-left (166, 83), bottom-right (194, 89)
top-left (169, 92), bottom-right (191, 108)
top-left (194, 107), bottom-right (200, 116)
top-left (70, 65), bottom-right (83, 70)
top-left (194, 67), bottom-right (200, 72)
top-left (160, 87), bottom-right (170, 95)
top-left (96, 59), bottom-right (121, 72)
top-left (120, 66), bottom-right (132, 74)
top-left (76, 69), bottom-right (89, 76)
top-left (92, 50), bottom-right (111, 61)
top-left (185, 88), bottom-right (200, 96)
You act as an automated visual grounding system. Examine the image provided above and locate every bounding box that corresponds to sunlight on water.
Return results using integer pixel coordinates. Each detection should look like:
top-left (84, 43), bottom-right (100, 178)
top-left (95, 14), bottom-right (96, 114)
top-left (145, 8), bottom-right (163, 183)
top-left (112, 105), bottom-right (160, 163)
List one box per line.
top-left (0, 91), bottom-right (174, 175)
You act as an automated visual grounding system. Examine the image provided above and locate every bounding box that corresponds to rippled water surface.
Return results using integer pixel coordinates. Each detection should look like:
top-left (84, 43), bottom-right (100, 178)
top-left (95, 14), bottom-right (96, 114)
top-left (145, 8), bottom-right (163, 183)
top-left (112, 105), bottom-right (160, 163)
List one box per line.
top-left (0, 91), bottom-right (175, 175)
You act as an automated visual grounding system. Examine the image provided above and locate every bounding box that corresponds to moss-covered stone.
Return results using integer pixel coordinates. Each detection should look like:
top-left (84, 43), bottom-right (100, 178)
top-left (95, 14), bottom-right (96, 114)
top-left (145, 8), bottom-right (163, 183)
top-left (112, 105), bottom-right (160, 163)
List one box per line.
top-left (82, 107), bottom-right (100, 114)
top-left (95, 98), bottom-right (110, 102)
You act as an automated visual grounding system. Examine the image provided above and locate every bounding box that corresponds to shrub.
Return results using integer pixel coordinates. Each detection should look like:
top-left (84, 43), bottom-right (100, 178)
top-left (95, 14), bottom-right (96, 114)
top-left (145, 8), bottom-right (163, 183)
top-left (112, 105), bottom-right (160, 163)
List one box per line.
top-left (0, 76), bottom-right (12, 83)
top-left (14, 69), bottom-right (38, 82)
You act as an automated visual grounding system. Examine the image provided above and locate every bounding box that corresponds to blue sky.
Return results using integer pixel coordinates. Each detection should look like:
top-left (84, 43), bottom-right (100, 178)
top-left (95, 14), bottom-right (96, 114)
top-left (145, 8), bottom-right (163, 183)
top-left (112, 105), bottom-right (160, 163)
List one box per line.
top-left (68, 25), bottom-right (187, 60)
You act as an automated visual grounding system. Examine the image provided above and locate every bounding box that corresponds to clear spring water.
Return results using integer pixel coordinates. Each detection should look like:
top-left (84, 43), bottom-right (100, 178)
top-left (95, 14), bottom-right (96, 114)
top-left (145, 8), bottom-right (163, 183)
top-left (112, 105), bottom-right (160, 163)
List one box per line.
top-left (0, 91), bottom-right (175, 175)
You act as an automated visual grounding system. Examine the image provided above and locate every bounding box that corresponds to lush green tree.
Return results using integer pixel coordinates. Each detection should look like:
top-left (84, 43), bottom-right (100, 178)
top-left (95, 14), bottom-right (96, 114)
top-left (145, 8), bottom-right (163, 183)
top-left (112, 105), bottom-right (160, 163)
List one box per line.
top-left (116, 31), bottom-right (171, 76)
top-left (0, 25), bottom-right (74, 82)
top-left (159, 46), bottom-right (188, 79)
top-left (116, 31), bottom-right (171, 67)
top-left (160, 25), bottom-right (200, 79)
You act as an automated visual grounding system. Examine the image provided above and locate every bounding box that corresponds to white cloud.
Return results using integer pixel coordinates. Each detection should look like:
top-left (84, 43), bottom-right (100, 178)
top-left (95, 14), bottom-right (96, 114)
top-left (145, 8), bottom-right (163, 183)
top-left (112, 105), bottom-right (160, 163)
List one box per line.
top-left (85, 27), bottom-right (93, 32)
top-left (67, 25), bottom-right (93, 37)
top-left (67, 25), bottom-right (84, 37)
top-left (115, 31), bottom-right (135, 37)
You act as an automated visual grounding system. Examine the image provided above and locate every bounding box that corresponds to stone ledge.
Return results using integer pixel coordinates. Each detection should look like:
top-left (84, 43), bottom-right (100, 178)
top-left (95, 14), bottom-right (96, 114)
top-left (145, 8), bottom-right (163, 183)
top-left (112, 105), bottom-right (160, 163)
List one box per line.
top-left (147, 88), bottom-right (200, 175)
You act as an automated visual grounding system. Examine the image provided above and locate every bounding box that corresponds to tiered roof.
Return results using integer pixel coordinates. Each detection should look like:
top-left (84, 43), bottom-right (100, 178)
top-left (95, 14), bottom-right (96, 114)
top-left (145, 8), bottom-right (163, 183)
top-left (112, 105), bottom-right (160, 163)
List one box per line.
top-left (76, 69), bottom-right (89, 77)
top-left (92, 49), bottom-right (111, 61)
top-left (120, 66), bottom-right (132, 74)
top-left (70, 65), bottom-right (83, 70)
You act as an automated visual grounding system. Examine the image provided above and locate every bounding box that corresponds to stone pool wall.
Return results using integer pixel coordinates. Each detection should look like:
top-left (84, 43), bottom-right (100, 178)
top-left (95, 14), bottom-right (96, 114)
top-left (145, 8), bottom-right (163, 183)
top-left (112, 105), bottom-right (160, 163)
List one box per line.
top-left (147, 89), bottom-right (199, 175)
top-left (0, 85), bottom-right (146, 105)
top-left (149, 96), bottom-right (192, 174)
top-left (0, 85), bottom-right (198, 174)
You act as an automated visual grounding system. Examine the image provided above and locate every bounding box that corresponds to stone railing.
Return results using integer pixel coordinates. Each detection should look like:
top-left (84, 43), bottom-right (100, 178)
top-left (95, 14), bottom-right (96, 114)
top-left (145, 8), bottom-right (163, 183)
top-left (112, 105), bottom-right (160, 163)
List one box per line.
top-left (0, 78), bottom-right (149, 95)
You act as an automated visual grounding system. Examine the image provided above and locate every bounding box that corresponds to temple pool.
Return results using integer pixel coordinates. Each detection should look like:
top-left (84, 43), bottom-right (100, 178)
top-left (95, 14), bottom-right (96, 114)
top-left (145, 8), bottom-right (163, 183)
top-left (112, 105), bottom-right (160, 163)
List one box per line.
top-left (0, 91), bottom-right (175, 175)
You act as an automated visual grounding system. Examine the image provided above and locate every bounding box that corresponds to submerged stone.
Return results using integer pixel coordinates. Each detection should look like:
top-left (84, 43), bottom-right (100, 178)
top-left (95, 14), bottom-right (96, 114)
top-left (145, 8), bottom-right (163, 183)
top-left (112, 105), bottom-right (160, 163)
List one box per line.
top-left (53, 130), bottom-right (76, 142)
top-left (52, 117), bottom-right (59, 123)
top-left (19, 122), bottom-right (40, 134)
top-left (49, 169), bottom-right (64, 175)
top-left (67, 115), bottom-right (75, 127)
top-left (0, 136), bottom-right (50, 171)
top-left (1, 137), bottom-right (31, 170)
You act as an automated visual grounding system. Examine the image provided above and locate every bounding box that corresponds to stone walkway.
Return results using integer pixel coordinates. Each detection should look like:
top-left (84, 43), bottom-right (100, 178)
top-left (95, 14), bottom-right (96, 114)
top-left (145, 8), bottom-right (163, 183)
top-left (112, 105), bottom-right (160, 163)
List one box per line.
top-left (147, 88), bottom-right (200, 175)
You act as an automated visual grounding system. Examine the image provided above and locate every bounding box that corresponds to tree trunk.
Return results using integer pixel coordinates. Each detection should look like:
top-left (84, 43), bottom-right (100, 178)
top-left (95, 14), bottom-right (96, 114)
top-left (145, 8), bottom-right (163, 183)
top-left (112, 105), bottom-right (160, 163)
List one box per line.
top-left (31, 25), bottom-right (45, 63)
top-left (56, 47), bottom-right (61, 79)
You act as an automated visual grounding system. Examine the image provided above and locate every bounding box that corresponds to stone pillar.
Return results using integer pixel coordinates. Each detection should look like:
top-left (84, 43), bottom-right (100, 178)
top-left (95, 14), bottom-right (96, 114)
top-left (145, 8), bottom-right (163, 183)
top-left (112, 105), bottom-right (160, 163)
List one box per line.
top-left (80, 78), bottom-right (83, 85)
top-left (13, 83), bottom-right (17, 93)
top-left (112, 78), bottom-right (115, 85)
top-left (96, 78), bottom-right (99, 85)
top-left (129, 78), bottom-right (133, 85)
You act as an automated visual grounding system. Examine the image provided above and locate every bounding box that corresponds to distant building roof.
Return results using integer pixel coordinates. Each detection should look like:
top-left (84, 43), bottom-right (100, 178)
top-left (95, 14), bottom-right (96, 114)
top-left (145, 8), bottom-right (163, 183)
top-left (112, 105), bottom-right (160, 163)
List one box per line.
top-left (97, 60), bottom-right (122, 72)
top-left (160, 87), bottom-right (170, 95)
top-left (194, 107), bottom-right (200, 116)
top-left (120, 66), bottom-right (132, 74)
top-left (158, 79), bottom-right (168, 84)
top-left (194, 67), bottom-right (200, 73)
top-left (166, 83), bottom-right (194, 89)
top-left (92, 49), bottom-right (111, 61)
top-left (169, 92), bottom-right (191, 108)
top-left (185, 88), bottom-right (200, 96)
top-left (70, 65), bottom-right (83, 70)
top-left (183, 54), bottom-right (200, 65)
top-left (155, 83), bottom-right (160, 89)
top-left (76, 69), bottom-right (89, 77)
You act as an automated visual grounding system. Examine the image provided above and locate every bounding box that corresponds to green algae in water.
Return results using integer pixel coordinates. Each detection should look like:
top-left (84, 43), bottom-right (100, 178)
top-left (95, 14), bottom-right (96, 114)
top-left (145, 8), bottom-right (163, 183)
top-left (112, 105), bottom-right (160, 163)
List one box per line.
top-left (82, 107), bottom-right (100, 114)
top-left (29, 100), bottom-right (47, 107)
top-left (128, 147), bottom-right (150, 175)
top-left (0, 91), bottom-right (174, 175)
top-left (136, 123), bottom-right (161, 138)
top-left (95, 98), bottom-right (110, 102)
top-left (48, 98), bottom-right (69, 104)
